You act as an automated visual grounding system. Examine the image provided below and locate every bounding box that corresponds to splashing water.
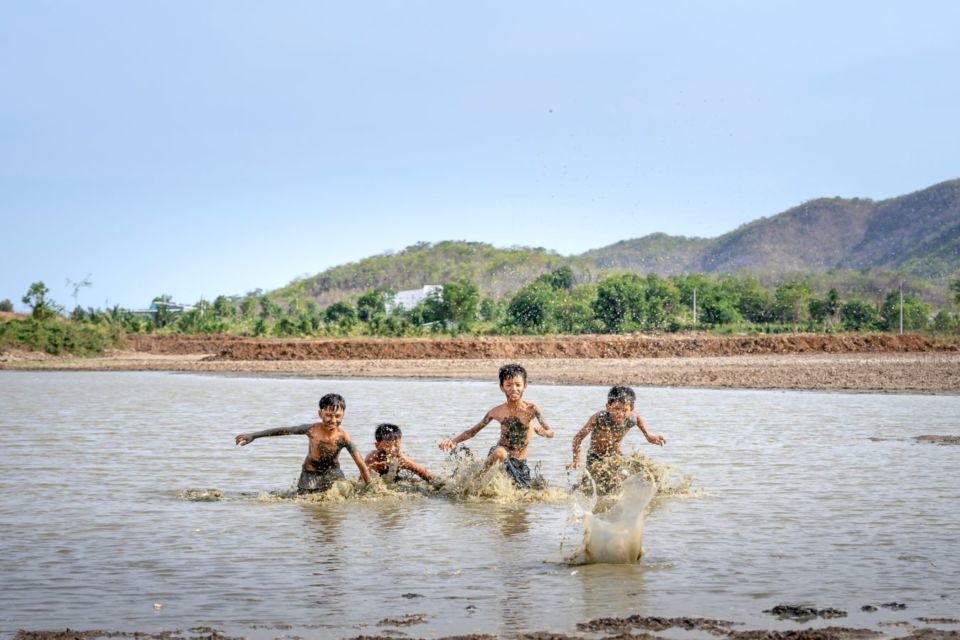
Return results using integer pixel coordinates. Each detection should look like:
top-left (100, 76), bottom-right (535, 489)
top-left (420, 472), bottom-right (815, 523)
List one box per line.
top-left (565, 473), bottom-right (657, 565)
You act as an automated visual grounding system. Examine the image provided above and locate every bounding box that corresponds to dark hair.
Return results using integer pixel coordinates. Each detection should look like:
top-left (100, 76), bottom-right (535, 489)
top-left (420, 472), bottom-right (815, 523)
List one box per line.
top-left (607, 385), bottom-right (636, 406)
top-left (498, 363), bottom-right (528, 385)
top-left (374, 423), bottom-right (402, 442)
top-left (319, 393), bottom-right (346, 411)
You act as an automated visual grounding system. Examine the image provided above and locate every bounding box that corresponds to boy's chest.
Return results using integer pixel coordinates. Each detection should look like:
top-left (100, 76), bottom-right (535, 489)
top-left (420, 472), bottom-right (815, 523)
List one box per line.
top-left (307, 429), bottom-right (343, 451)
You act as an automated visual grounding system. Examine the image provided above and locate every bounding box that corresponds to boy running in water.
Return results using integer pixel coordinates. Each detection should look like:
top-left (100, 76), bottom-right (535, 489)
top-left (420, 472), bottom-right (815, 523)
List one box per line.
top-left (365, 423), bottom-right (435, 483)
top-left (568, 385), bottom-right (666, 492)
top-left (235, 393), bottom-right (371, 493)
top-left (438, 363), bottom-right (554, 489)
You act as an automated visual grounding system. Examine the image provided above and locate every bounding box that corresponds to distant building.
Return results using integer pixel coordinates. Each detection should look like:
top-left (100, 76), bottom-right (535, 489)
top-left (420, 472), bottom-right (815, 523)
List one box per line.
top-left (391, 285), bottom-right (442, 311)
top-left (130, 299), bottom-right (195, 316)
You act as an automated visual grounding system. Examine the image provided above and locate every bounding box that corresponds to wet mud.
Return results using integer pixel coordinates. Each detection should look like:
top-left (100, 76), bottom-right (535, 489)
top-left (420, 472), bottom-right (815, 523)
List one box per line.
top-left (15, 613), bottom-right (960, 640)
top-left (914, 435), bottom-right (960, 445)
top-left (5, 334), bottom-right (958, 393)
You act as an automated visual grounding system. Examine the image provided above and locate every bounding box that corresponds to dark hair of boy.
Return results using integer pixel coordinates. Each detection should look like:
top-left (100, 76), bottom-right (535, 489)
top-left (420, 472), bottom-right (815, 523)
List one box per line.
top-left (498, 363), bottom-right (528, 385)
top-left (607, 385), bottom-right (636, 406)
top-left (374, 423), bottom-right (402, 442)
top-left (319, 393), bottom-right (346, 411)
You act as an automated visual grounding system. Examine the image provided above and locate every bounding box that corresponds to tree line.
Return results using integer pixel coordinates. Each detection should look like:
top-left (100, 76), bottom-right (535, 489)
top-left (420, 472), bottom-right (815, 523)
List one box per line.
top-left (4, 268), bottom-right (959, 354)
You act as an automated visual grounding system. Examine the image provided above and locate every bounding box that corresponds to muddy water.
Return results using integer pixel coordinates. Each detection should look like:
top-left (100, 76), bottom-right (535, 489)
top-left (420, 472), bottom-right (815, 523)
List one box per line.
top-left (0, 371), bottom-right (958, 638)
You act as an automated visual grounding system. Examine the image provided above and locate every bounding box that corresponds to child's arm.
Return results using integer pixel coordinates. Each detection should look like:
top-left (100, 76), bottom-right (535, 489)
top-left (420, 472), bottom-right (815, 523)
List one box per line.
top-left (635, 414), bottom-right (666, 446)
top-left (235, 424), bottom-right (311, 446)
top-left (343, 436), bottom-right (372, 484)
top-left (567, 413), bottom-right (597, 469)
top-left (531, 404), bottom-right (555, 439)
top-left (401, 454), bottom-right (434, 482)
top-left (438, 411), bottom-right (494, 451)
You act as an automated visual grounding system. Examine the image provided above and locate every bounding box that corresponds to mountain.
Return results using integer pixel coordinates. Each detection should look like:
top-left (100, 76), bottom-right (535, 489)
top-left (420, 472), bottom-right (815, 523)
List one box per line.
top-left (587, 179), bottom-right (960, 279)
top-left (271, 179), bottom-right (959, 306)
top-left (272, 240), bottom-right (576, 307)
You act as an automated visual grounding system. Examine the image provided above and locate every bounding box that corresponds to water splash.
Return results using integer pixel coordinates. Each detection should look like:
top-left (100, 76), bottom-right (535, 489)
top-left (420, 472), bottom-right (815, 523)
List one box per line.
top-left (565, 473), bottom-right (657, 565)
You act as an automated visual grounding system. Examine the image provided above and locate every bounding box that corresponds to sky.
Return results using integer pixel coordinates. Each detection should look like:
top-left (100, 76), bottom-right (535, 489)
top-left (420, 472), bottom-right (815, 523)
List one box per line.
top-left (2, 1), bottom-right (958, 311)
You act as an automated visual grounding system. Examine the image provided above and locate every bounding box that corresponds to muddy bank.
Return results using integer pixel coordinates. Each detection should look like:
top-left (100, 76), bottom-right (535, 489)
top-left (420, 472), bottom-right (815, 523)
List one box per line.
top-left (124, 333), bottom-right (940, 360)
top-left (13, 615), bottom-right (960, 640)
top-left (2, 351), bottom-right (958, 393)
top-left (3, 334), bottom-right (959, 393)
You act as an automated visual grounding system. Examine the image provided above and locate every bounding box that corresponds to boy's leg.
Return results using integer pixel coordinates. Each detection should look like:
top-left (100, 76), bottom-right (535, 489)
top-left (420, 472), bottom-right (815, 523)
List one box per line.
top-left (502, 455), bottom-right (532, 489)
top-left (297, 467), bottom-right (346, 493)
top-left (485, 445), bottom-right (508, 468)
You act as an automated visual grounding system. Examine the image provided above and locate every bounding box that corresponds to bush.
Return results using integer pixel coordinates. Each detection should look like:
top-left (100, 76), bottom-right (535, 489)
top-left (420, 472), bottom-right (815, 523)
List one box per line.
top-left (0, 318), bottom-right (119, 356)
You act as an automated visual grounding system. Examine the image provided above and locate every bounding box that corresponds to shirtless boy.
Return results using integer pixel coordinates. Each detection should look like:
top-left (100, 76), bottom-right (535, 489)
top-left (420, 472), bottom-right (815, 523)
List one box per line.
top-left (568, 385), bottom-right (666, 486)
top-left (365, 423), bottom-right (435, 483)
top-left (235, 393), bottom-right (372, 493)
top-left (438, 363), bottom-right (554, 488)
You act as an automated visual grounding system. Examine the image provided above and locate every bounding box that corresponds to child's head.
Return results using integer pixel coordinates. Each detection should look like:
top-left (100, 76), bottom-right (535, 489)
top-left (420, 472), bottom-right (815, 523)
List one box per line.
top-left (606, 385), bottom-right (636, 422)
top-left (318, 393), bottom-right (346, 426)
top-left (319, 393), bottom-right (346, 412)
top-left (374, 423), bottom-right (402, 454)
top-left (498, 363), bottom-right (528, 386)
top-left (498, 363), bottom-right (528, 399)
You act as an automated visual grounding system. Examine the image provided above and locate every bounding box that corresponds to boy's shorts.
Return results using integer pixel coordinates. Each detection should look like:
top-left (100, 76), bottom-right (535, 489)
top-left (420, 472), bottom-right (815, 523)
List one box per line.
top-left (489, 445), bottom-right (532, 489)
top-left (297, 466), bottom-right (345, 493)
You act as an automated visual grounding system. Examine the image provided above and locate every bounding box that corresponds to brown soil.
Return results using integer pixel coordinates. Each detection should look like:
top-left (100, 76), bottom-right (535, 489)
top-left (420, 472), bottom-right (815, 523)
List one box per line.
top-left (125, 333), bottom-right (940, 360)
top-left (3, 334), bottom-right (959, 393)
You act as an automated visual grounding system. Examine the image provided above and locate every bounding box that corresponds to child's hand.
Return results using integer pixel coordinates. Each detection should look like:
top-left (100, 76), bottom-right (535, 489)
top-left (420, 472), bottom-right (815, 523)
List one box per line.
top-left (235, 434), bottom-right (252, 446)
top-left (438, 439), bottom-right (456, 451)
top-left (567, 456), bottom-right (580, 470)
top-left (646, 434), bottom-right (666, 446)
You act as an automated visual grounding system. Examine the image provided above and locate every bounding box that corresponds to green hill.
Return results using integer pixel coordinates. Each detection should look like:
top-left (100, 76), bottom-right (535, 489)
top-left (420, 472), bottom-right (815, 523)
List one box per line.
top-left (270, 179), bottom-right (960, 307)
top-left (272, 241), bottom-right (577, 306)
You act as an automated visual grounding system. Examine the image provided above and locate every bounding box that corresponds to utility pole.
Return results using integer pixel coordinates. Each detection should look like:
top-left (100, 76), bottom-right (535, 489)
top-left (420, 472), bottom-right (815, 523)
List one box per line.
top-left (693, 288), bottom-right (697, 328)
top-left (899, 282), bottom-right (903, 335)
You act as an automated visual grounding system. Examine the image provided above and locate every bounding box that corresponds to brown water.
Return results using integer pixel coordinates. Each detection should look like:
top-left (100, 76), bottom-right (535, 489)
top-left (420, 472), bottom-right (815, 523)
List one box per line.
top-left (1, 371), bottom-right (958, 638)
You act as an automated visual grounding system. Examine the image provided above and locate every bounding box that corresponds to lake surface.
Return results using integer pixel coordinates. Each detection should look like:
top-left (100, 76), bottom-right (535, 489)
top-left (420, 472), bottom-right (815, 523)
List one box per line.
top-left (1, 371), bottom-right (958, 639)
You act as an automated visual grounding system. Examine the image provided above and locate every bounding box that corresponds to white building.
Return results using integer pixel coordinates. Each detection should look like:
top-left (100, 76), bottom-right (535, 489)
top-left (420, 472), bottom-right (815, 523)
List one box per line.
top-left (391, 285), bottom-right (442, 311)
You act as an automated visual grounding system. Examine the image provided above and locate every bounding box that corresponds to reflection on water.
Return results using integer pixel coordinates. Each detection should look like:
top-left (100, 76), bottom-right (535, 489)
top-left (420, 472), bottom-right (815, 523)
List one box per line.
top-left (0, 371), bottom-right (959, 638)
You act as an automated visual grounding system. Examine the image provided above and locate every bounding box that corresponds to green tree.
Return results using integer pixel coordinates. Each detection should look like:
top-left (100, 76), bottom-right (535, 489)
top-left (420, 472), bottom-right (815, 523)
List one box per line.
top-left (840, 299), bottom-right (879, 331)
top-left (808, 289), bottom-right (842, 329)
top-left (238, 296), bottom-right (256, 318)
top-left (880, 291), bottom-right (930, 332)
top-left (479, 297), bottom-right (505, 323)
top-left (438, 279), bottom-right (480, 328)
top-left (554, 284), bottom-right (599, 334)
top-left (22, 281), bottom-right (60, 320)
top-left (699, 289), bottom-right (742, 326)
top-left (537, 266), bottom-right (575, 291)
top-left (0, 299), bottom-right (13, 312)
top-left (773, 281), bottom-right (814, 329)
top-left (212, 295), bottom-right (236, 320)
top-left (324, 301), bottom-right (356, 324)
top-left (357, 288), bottom-right (391, 322)
top-left (720, 275), bottom-right (774, 323)
top-left (258, 296), bottom-right (282, 321)
top-left (950, 277), bottom-right (960, 305)
top-left (932, 309), bottom-right (958, 332)
top-left (592, 274), bottom-right (647, 333)
top-left (506, 282), bottom-right (558, 332)
top-left (642, 274), bottom-right (681, 330)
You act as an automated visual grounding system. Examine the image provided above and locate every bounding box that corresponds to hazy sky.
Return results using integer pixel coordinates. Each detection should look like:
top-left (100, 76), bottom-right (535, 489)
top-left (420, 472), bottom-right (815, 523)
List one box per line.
top-left (2, 1), bottom-right (958, 310)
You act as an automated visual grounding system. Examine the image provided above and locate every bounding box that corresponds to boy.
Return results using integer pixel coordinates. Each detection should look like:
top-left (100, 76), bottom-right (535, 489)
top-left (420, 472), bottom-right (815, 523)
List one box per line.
top-left (438, 363), bottom-right (554, 489)
top-left (568, 385), bottom-right (666, 489)
top-left (365, 423), bottom-right (435, 483)
top-left (235, 393), bottom-right (372, 493)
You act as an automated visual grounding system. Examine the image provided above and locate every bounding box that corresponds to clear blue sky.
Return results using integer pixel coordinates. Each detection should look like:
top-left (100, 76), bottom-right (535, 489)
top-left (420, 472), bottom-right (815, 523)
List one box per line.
top-left (2, 1), bottom-right (958, 310)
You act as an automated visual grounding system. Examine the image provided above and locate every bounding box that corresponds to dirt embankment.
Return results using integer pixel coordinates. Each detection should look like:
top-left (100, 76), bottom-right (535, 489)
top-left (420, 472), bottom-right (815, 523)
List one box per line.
top-left (7, 333), bottom-right (959, 393)
top-left (126, 333), bottom-right (939, 361)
